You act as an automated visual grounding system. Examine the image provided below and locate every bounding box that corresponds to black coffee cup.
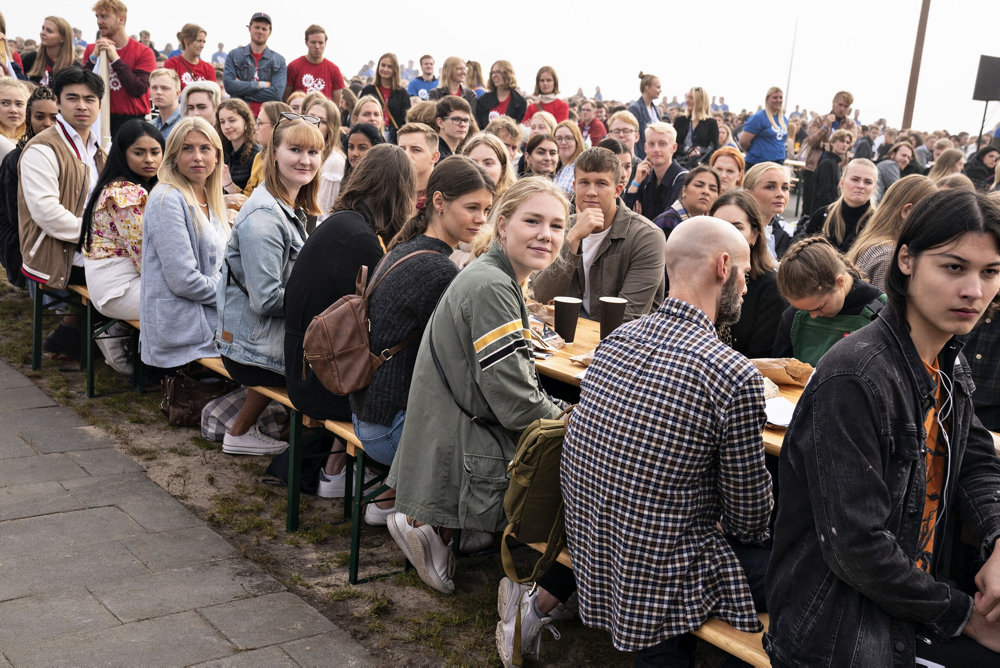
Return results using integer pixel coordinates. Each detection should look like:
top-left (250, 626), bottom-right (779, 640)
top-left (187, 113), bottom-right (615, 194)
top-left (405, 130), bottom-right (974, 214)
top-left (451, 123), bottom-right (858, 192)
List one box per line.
top-left (553, 297), bottom-right (583, 343)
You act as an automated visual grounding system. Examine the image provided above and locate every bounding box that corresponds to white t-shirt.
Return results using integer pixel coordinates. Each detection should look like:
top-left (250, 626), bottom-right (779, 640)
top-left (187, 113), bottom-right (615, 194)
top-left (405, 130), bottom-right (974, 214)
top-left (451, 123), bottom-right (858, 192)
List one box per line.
top-left (580, 225), bottom-right (613, 314)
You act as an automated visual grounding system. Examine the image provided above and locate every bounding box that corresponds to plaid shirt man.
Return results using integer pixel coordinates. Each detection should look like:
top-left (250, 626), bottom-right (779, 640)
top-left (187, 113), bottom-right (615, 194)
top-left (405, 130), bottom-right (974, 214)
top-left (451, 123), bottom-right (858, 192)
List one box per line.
top-left (561, 298), bottom-right (773, 651)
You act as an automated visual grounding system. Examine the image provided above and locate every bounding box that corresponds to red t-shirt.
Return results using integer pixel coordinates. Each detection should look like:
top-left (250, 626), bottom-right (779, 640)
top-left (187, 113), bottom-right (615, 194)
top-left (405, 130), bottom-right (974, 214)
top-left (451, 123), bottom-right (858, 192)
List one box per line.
top-left (285, 56), bottom-right (345, 99)
top-left (83, 38), bottom-right (155, 116)
top-left (378, 85), bottom-right (392, 126)
top-left (164, 55), bottom-right (217, 89)
top-left (492, 95), bottom-right (511, 119)
top-left (524, 99), bottom-right (569, 124)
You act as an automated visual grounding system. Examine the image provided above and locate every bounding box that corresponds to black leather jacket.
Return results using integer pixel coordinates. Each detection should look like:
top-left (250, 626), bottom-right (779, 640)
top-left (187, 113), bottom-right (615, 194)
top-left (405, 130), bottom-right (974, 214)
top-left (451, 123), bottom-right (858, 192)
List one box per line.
top-left (765, 306), bottom-right (1000, 667)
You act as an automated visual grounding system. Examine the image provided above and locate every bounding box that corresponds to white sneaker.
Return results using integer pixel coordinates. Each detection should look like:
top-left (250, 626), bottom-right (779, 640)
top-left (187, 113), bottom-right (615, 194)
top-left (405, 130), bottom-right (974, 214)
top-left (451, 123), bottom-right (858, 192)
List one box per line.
top-left (386, 512), bottom-right (418, 565)
top-left (496, 579), bottom-right (561, 667)
top-left (317, 468), bottom-right (377, 499)
top-left (459, 529), bottom-right (493, 553)
top-left (222, 426), bottom-right (288, 455)
top-left (407, 524), bottom-right (456, 594)
top-left (548, 591), bottom-right (578, 621)
top-left (95, 323), bottom-right (133, 375)
top-left (364, 502), bottom-right (395, 526)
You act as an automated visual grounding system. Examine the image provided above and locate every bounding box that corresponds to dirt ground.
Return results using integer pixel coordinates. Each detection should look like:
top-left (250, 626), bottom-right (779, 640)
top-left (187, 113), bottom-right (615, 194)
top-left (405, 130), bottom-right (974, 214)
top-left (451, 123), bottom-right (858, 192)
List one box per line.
top-left (0, 276), bottom-right (728, 666)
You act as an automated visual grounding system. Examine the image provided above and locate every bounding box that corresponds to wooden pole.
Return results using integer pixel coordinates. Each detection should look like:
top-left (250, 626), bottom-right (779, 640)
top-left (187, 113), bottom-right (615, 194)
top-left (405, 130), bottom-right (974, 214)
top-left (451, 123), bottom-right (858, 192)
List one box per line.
top-left (99, 51), bottom-right (111, 149)
top-left (901, 0), bottom-right (931, 129)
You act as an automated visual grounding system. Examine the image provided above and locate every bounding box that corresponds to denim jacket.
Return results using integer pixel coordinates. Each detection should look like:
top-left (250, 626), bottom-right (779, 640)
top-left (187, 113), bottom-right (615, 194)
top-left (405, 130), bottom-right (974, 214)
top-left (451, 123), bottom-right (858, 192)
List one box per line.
top-left (765, 306), bottom-right (1000, 667)
top-left (216, 184), bottom-right (305, 374)
top-left (222, 45), bottom-right (286, 105)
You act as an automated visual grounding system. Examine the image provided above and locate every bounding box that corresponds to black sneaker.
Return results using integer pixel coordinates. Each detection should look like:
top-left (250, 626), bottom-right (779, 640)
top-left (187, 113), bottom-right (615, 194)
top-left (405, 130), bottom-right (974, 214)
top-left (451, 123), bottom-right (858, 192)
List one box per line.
top-left (43, 324), bottom-right (81, 360)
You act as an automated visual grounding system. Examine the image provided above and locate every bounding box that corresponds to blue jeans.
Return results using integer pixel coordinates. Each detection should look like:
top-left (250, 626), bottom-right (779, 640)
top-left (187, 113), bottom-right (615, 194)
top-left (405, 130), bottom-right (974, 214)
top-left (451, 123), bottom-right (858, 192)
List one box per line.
top-left (351, 411), bottom-right (405, 467)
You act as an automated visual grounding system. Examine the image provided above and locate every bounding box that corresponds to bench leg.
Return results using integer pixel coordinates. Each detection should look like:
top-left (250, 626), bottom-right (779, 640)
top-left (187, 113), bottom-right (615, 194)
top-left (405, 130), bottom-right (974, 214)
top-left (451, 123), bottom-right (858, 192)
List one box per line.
top-left (85, 302), bottom-right (96, 397)
top-left (286, 409), bottom-right (304, 532)
top-left (348, 450), bottom-right (366, 585)
top-left (32, 284), bottom-right (43, 370)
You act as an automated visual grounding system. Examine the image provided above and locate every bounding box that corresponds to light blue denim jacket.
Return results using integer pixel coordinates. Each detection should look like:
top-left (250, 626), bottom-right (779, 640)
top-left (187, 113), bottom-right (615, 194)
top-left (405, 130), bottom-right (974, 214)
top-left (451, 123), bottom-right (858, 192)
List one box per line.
top-left (215, 184), bottom-right (305, 374)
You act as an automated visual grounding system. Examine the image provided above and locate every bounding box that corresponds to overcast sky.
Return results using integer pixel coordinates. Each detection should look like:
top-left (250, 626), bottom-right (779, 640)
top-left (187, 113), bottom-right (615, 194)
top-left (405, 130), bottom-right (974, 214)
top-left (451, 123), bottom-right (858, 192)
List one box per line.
top-left (6, 1), bottom-right (999, 135)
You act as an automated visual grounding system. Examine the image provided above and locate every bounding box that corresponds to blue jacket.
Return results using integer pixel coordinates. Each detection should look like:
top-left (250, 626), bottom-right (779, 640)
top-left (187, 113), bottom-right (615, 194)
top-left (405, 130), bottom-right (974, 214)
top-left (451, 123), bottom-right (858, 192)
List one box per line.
top-left (222, 45), bottom-right (286, 104)
top-left (626, 99), bottom-right (660, 160)
top-left (216, 184), bottom-right (305, 374)
top-left (139, 185), bottom-right (227, 368)
top-left (765, 306), bottom-right (1000, 667)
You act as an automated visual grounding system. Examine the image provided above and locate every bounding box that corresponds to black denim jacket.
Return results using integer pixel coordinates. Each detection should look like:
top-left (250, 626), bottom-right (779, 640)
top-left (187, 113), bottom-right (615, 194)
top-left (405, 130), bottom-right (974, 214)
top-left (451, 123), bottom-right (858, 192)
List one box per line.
top-left (765, 306), bottom-right (1000, 667)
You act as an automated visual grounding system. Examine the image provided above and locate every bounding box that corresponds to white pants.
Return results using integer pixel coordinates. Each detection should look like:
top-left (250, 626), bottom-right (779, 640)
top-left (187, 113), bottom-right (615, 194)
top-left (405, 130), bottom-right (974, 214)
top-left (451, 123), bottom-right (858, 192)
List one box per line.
top-left (83, 256), bottom-right (140, 321)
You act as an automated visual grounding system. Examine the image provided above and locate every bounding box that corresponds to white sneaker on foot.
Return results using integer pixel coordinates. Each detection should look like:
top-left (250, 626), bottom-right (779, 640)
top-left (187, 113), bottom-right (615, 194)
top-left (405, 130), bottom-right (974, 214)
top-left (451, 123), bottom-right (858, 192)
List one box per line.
top-left (407, 523), bottom-right (455, 594)
top-left (222, 426), bottom-right (288, 455)
top-left (386, 512), bottom-right (417, 565)
top-left (364, 502), bottom-right (395, 526)
top-left (95, 323), bottom-right (133, 375)
top-left (496, 580), bottom-right (561, 667)
top-left (317, 468), bottom-right (377, 499)
top-left (459, 529), bottom-right (493, 553)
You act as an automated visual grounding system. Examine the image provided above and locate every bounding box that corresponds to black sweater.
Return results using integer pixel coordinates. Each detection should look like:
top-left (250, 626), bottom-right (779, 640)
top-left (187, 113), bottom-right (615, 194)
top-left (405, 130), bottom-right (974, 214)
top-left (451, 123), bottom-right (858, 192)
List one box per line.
top-left (773, 276), bottom-right (882, 357)
top-left (474, 89), bottom-right (527, 129)
top-left (283, 207), bottom-right (384, 421)
top-left (797, 200), bottom-right (871, 254)
top-left (225, 143), bottom-right (260, 190)
top-left (350, 235), bottom-right (458, 425)
top-left (728, 270), bottom-right (786, 359)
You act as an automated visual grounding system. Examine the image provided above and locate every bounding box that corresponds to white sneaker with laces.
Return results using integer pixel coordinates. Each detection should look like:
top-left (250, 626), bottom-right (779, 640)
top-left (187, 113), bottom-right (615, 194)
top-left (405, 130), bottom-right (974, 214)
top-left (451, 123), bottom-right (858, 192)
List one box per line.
top-left (364, 502), bottom-right (395, 526)
top-left (406, 523), bottom-right (456, 594)
top-left (386, 512), bottom-right (417, 564)
top-left (222, 426), bottom-right (288, 455)
top-left (317, 468), bottom-right (376, 499)
top-left (495, 579), bottom-right (561, 667)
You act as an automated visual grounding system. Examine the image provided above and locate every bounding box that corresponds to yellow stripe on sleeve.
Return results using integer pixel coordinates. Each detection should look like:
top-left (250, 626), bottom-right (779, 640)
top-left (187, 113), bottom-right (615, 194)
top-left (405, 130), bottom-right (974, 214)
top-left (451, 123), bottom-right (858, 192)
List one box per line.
top-left (473, 320), bottom-right (523, 353)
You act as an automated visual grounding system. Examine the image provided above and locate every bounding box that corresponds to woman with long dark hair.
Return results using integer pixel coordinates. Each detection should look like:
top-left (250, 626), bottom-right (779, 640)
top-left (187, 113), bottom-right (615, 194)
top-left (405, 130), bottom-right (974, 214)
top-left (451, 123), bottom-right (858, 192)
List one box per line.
top-left (216, 98), bottom-right (259, 195)
top-left (360, 53), bottom-right (410, 143)
top-left (350, 156), bottom-right (495, 525)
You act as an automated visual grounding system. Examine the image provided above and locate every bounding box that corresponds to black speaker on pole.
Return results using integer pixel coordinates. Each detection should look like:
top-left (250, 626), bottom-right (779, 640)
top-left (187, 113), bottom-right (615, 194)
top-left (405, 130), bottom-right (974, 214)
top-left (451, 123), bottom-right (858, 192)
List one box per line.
top-left (973, 55), bottom-right (1000, 101)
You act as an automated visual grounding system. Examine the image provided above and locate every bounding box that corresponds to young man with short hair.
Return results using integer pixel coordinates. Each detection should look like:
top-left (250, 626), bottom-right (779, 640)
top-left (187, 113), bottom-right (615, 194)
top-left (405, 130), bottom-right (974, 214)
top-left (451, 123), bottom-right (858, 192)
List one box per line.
top-left (483, 116), bottom-right (521, 163)
top-left (396, 122), bottom-right (440, 206)
top-left (627, 122), bottom-right (687, 220)
top-left (179, 80), bottom-right (220, 124)
top-left (18, 67), bottom-right (108, 355)
top-left (149, 67), bottom-right (181, 140)
top-left (223, 12), bottom-right (286, 116)
top-left (799, 90), bottom-right (858, 215)
top-left (283, 25), bottom-right (344, 104)
top-left (766, 189), bottom-right (1000, 665)
top-left (532, 147), bottom-right (665, 321)
top-left (407, 55), bottom-right (437, 100)
top-left (577, 99), bottom-right (606, 146)
top-left (82, 0), bottom-right (156, 137)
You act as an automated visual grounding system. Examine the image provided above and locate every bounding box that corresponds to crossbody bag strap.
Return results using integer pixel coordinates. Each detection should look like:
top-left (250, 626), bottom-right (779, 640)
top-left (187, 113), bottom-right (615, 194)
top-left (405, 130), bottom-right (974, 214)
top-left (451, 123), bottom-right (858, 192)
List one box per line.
top-left (366, 249), bottom-right (440, 362)
top-left (374, 86), bottom-right (400, 131)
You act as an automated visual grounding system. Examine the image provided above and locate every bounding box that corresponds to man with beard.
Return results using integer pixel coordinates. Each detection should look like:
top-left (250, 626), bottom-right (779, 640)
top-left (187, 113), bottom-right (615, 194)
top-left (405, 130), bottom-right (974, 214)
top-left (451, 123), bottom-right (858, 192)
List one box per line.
top-left (561, 217), bottom-right (773, 665)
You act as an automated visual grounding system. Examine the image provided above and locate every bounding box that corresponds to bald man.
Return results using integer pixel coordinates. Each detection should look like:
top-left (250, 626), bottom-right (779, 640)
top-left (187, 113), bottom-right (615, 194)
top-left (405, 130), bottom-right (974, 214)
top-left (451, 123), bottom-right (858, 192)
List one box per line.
top-left (561, 217), bottom-right (773, 664)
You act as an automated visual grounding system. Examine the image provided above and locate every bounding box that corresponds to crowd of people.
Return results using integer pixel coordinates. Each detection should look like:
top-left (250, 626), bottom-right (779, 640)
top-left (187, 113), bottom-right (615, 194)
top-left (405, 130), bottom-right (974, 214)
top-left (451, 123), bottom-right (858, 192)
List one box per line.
top-left (2, 3), bottom-right (1000, 666)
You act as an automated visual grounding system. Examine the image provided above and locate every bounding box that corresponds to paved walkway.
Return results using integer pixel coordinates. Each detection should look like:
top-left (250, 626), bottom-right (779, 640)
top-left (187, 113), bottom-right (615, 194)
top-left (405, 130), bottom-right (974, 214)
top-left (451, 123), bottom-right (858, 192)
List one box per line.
top-left (0, 360), bottom-right (371, 666)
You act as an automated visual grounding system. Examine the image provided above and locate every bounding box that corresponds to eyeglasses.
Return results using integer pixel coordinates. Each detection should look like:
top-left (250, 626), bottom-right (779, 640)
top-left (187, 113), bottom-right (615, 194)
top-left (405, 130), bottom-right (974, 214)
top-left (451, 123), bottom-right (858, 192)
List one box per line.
top-left (444, 116), bottom-right (471, 126)
top-left (555, 136), bottom-right (576, 144)
top-left (278, 111), bottom-right (321, 126)
top-left (610, 128), bottom-right (635, 137)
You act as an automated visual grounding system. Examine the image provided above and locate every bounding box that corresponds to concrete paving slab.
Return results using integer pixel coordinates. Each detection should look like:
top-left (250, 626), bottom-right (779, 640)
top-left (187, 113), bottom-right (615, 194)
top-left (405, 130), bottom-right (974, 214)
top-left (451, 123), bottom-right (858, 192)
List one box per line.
top-left (0, 452), bottom-right (90, 487)
top-left (0, 408), bottom-right (107, 454)
top-left (0, 361), bottom-right (39, 388)
top-left (0, 541), bottom-right (150, 601)
top-left (0, 480), bottom-right (82, 520)
top-left (63, 472), bottom-right (201, 533)
top-left (120, 525), bottom-right (235, 572)
top-left (2, 610), bottom-right (235, 667)
top-left (2, 506), bottom-right (143, 556)
top-left (66, 445), bottom-right (146, 477)
top-left (199, 592), bottom-right (336, 650)
top-left (89, 559), bottom-right (284, 624)
top-left (0, 385), bottom-right (57, 411)
top-left (191, 645), bottom-right (297, 667)
top-left (281, 629), bottom-right (375, 666)
top-left (0, 586), bottom-right (121, 656)
top-left (0, 437), bottom-right (34, 460)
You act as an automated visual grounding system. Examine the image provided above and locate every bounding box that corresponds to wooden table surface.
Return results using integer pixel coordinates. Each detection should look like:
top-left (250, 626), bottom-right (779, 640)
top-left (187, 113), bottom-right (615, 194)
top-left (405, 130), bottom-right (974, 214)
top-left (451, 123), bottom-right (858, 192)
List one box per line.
top-left (532, 320), bottom-right (1000, 456)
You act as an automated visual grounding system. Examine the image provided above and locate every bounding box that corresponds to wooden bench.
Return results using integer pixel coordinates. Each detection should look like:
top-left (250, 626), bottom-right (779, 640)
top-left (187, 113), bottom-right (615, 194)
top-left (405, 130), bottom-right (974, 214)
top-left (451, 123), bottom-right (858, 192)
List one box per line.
top-left (66, 284), bottom-right (141, 396)
top-left (527, 543), bottom-right (771, 667)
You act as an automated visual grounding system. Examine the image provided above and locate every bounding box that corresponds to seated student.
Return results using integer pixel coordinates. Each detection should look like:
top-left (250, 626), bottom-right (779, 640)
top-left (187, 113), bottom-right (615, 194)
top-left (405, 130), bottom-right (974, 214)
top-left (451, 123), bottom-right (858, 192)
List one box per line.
top-left (343, 122), bottom-right (384, 184)
top-left (426, 56), bottom-right (478, 107)
top-left (216, 117), bottom-right (323, 455)
top-left (766, 189), bottom-right (1000, 666)
top-left (179, 80), bottom-right (222, 124)
top-left (626, 122), bottom-right (688, 221)
top-left (396, 122), bottom-right (441, 208)
top-left (710, 145), bottom-right (746, 193)
top-left (552, 120), bottom-right (584, 196)
top-left (434, 95), bottom-right (474, 160)
top-left (483, 115), bottom-right (522, 165)
top-left (462, 132), bottom-right (514, 199)
top-left (743, 162), bottom-right (793, 261)
top-left (520, 134), bottom-right (558, 179)
top-left (139, 117), bottom-right (229, 371)
top-left (284, 144), bottom-right (415, 497)
top-left (79, 120), bottom-right (163, 373)
top-left (596, 136), bottom-right (635, 191)
top-left (385, 179), bottom-right (569, 598)
top-left (562, 217), bottom-right (772, 667)
top-left (711, 191), bottom-right (787, 358)
top-left (796, 158), bottom-right (877, 253)
top-left (809, 128), bottom-right (854, 216)
top-left (351, 157), bottom-right (494, 526)
top-left (216, 99), bottom-right (260, 195)
top-left (241, 100), bottom-right (292, 197)
top-left (301, 95), bottom-right (345, 222)
top-left (773, 236), bottom-right (884, 365)
top-left (532, 147), bottom-right (665, 322)
top-left (652, 165), bottom-right (721, 240)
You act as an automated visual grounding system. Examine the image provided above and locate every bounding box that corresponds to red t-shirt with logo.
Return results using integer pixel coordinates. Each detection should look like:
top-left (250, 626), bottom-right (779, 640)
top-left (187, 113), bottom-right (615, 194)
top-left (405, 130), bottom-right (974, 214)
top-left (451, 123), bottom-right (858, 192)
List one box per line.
top-left (83, 38), bottom-right (155, 116)
top-left (286, 56), bottom-right (345, 99)
top-left (164, 56), bottom-right (217, 89)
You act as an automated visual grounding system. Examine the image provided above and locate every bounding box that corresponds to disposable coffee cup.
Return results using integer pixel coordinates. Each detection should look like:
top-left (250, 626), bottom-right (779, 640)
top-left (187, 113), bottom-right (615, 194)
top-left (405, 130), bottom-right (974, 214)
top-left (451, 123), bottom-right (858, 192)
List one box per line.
top-left (599, 296), bottom-right (628, 339)
top-left (553, 297), bottom-right (583, 343)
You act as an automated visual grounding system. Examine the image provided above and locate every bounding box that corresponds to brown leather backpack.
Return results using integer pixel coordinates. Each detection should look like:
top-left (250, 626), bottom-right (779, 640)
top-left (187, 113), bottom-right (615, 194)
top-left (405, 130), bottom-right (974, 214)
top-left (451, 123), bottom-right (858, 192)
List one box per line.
top-left (302, 250), bottom-right (436, 396)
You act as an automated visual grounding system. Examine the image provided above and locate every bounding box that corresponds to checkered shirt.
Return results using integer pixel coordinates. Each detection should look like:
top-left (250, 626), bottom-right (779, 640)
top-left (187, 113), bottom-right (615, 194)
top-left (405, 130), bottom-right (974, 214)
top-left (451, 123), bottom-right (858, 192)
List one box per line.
top-left (561, 298), bottom-right (773, 651)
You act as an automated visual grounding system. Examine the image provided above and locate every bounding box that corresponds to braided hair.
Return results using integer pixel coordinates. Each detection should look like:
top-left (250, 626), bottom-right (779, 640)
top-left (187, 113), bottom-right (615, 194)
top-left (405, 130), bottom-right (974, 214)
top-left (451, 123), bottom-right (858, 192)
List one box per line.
top-left (776, 236), bottom-right (859, 302)
top-left (18, 85), bottom-right (57, 148)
